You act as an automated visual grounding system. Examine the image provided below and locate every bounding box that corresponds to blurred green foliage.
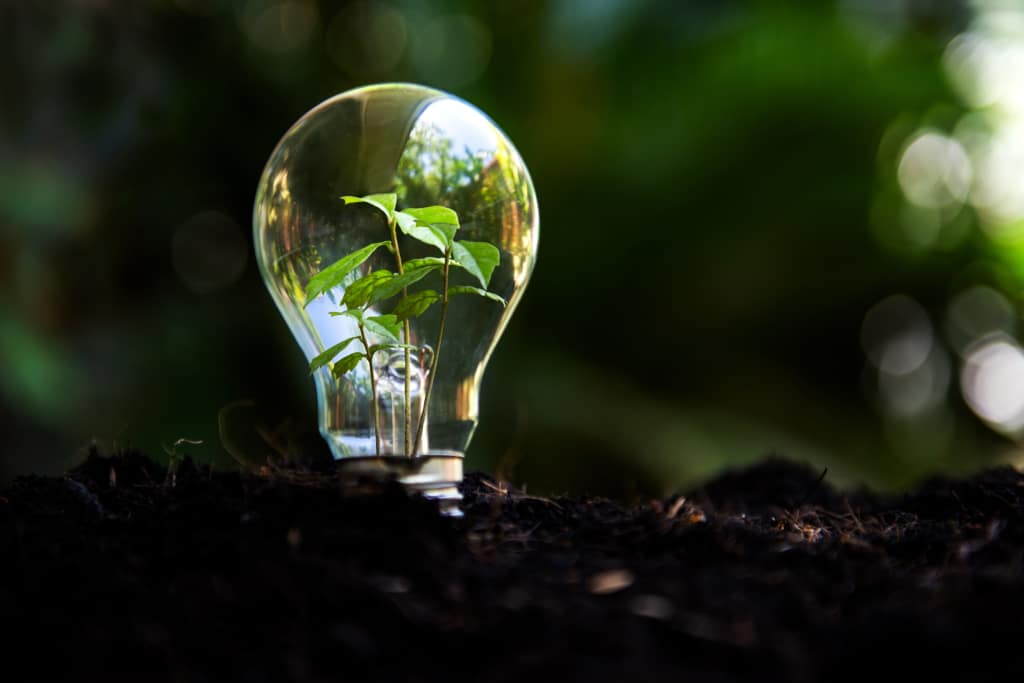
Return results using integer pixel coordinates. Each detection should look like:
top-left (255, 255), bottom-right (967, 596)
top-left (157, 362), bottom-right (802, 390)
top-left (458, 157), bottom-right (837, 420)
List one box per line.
top-left (3, 0), bottom-right (1021, 496)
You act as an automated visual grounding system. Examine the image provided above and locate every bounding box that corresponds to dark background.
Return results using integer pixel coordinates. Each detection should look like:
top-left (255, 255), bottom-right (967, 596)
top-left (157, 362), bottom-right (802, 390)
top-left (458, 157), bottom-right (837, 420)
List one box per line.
top-left (3, 0), bottom-right (1022, 497)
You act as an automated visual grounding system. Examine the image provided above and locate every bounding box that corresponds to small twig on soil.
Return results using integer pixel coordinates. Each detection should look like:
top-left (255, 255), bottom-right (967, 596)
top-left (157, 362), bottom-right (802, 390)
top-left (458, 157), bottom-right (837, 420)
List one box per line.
top-left (846, 502), bottom-right (867, 534)
top-left (480, 479), bottom-right (509, 496)
top-left (479, 478), bottom-right (563, 510)
top-left (796, 467), bottom-right (828, 508)
top-left (501, 522), bottom-right (543, 547)
top-left (666, 497), bottom-right (687, 519)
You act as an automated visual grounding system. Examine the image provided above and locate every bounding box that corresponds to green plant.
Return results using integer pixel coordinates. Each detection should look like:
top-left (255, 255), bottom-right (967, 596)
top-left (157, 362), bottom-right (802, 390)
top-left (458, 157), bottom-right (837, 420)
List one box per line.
top-left (304, 193), bottom-right (505, 458)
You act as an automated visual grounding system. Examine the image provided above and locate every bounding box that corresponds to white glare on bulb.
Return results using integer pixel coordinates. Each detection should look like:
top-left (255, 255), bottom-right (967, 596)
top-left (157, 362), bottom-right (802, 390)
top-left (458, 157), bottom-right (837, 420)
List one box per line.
top-left (253, 84), bottom-right (539, 513)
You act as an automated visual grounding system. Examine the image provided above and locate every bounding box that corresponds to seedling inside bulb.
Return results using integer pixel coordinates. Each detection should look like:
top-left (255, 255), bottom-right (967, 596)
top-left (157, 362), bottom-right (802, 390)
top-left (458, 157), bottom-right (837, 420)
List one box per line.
top-left (304, 192), bottom-right (504, 459)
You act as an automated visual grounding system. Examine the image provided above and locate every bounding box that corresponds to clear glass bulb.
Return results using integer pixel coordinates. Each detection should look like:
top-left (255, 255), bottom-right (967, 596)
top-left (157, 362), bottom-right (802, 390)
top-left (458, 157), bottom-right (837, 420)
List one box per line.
top-left (253, 83), bottom-right (538, 510)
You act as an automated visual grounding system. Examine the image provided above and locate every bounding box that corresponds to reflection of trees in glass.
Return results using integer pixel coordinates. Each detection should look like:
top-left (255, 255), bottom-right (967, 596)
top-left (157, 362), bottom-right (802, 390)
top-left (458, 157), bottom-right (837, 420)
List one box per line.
top-left (395, 123), bottom-right (533, 265)
top-left (395, 123), bottom-right (490, 209)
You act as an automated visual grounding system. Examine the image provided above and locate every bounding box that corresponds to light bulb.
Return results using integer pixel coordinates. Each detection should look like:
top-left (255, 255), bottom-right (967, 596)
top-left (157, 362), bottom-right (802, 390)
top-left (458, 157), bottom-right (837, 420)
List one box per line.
top-left (253, 84), bottom-right (538, 513)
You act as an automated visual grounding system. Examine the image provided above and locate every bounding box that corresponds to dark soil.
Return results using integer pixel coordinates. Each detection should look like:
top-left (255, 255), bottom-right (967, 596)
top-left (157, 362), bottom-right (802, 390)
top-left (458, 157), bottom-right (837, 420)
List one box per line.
top-left (3, 451), bottom-right (1024, 683)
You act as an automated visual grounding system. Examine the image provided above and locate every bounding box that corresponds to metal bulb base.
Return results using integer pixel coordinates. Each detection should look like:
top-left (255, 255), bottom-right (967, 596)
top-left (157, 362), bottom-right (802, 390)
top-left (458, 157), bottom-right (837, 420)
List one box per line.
top-left (335, 454), bottom-right (464, 517)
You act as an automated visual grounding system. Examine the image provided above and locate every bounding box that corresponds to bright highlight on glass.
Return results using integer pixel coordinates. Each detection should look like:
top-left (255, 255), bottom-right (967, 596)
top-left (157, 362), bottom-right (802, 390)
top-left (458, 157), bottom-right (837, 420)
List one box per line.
top-left (253, 84), bottom-right (539, 512)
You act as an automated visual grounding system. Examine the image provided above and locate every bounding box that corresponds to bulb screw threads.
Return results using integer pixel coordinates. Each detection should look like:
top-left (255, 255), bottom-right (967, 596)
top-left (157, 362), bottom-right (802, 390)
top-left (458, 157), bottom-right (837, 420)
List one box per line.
top-left (334, 453), bottom-right (464, 517)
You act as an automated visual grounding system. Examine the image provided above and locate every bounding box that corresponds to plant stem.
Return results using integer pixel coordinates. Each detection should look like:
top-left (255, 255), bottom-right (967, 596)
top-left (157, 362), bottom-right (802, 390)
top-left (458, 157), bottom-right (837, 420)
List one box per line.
top-left (359, 323), bottom-right (382, 458)
top-left (387, 217), bottom-right (413, 457)
top-left (412, 246), bottom-right (451, 457)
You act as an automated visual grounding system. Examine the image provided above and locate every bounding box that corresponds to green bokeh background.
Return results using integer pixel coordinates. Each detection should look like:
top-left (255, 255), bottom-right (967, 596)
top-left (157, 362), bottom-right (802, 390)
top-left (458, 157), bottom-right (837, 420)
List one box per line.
top-left (3, 0), bottom-right (1021, 496)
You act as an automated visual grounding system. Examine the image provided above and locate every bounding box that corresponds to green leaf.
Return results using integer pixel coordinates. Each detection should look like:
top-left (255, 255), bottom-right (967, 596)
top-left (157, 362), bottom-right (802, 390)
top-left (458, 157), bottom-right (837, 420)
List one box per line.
top-left (436, 223), bottom-right (458, 244)
top-left (451, 240), bottom-right (500, 288)
top-left (342, 269), bottom-right (393, 309)
top-left (404, 257), bottom-right (447, 269)
top-left (328, 309), bottom-right (364, 322)
top-left (364, 193), bottom-right (397, 214)
top-left (393, 289), bottom-right (440, 320)
top-left (393, 210), bottom-right (417, 233)
top-left (305, 241), bottom-right (390, 303)
top-left (331, 352), bottom-right (365, 377)
top-left (309, 337), bottom-right (361, 373)
top-left (403, 206), bottom-right (459, 229)
top-left (394, 210), bottom-right (450, 252)
top-left (403, 223), bottom-right (450, 252)
top-left (447, 286), bottom-right (507, 306)
top-left (364, 314), bottom-right (402, 342)
top-left (403, 207), bottom-right (460, 246)
top-left (341, 193), bottom-right (397, 221)
top-left (367, 262), bottom-right (440, 303)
